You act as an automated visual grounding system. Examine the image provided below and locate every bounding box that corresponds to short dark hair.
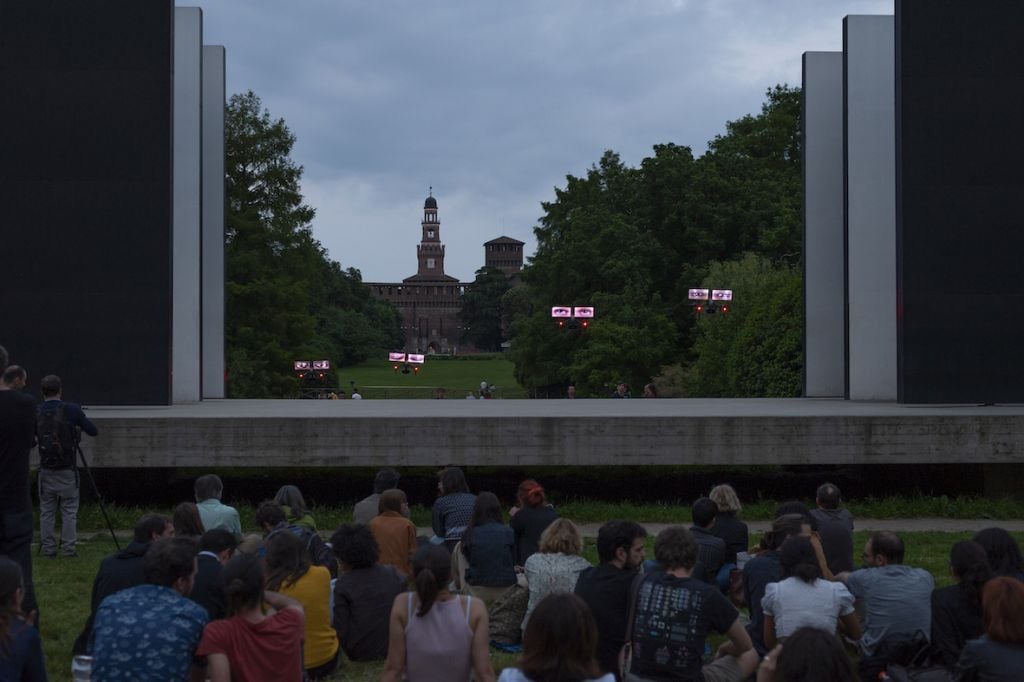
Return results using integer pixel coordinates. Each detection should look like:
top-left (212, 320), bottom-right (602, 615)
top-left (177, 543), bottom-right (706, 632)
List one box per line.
top-left (194, 474), bottom-right (223, 502)
top-left (40, 374), bottom-right (62, 398)
top-left (779, 536), bottom-right (821, 583)
top-left (143, 537), bottom-right (197, 588)
top-left (870, 531), bottom-right (905, 564)
top-left (773, 627), bottom-right (857, 682)
top-left (654, 526), bottom-right (697, 570)
top-left (254, 501), bottom-right (286, 529)
top-left (438, 467), bottom-right (469, 495)
top-left (374, 468), bottom-right (401, 494)
top-left (199, 528), bottom-right (238, 555)
top-left (521, 594), bottom-right (602, 681)
top-left (330, 523), bottom-right (379, 569)
top-left (691, 497), bottom-right (718, 528)
top-left (223, 552), bottom-right (264, 616)
top-left (595, 520), bottom-right (647, 564)
top-left (0, 345), bottom-right (8, 371)
top-left (775, 500), bottom-right (816, 531)
top-left (816, 483), bottom-right (842, 509)
top-left (1, 365), bottom-right (25, 385)
top-left (133, 513), bottom-right (171, 544)
top-left (764, 513), bottom-right (805, 550)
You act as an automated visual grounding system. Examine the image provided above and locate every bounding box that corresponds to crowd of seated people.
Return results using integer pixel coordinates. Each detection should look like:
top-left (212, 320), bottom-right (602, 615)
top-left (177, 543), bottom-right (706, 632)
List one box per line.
top-left (2, 469), bottom-right (1024, 682)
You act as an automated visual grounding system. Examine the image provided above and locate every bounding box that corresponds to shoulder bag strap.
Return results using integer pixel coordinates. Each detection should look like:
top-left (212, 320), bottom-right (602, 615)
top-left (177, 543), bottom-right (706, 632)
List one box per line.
top-left (620, 571), bottom-right (648, 678)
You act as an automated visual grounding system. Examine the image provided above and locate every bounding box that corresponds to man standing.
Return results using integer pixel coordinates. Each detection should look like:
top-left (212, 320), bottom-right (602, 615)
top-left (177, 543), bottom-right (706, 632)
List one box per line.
top-left (626, 527), bottom-right (758, 681)
top-left (90, 537), bottom-right (209, 681)
top-left (0, 346), bottom-right (39, 620)
top-left (838, 531), bottom-right (934, 681)
top-left (690, 497), bottom-right (726, 585)
top-left (194, 474), bottom-right (242, 541)
top-left (574, 519), bottom-right (647, 679)
top-left (36, 374), bottom-right (98, 558)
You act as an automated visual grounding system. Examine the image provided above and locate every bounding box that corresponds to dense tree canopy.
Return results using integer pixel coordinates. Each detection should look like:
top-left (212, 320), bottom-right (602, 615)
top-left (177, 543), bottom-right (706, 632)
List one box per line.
top-left (225, 92), bottom-right (401, 397)
top-left (459, 266), bottom-right (513, 352)
top-left (511, 86), bottom-right (803, 397)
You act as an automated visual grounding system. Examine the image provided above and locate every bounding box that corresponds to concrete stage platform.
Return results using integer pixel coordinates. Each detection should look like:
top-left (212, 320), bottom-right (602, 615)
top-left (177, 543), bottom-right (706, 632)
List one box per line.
top-left (67, 398), bottom-right (1024, 468)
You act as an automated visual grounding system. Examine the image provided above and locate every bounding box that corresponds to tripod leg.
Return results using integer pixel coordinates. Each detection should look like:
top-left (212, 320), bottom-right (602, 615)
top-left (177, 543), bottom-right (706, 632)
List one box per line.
top-left (76, 444), bottom-right (121, 551)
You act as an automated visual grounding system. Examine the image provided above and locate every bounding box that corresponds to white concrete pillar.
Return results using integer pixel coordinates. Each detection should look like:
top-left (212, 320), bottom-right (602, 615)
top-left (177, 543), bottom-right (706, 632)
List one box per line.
top-left (202, 45), bottom-right (225, 399)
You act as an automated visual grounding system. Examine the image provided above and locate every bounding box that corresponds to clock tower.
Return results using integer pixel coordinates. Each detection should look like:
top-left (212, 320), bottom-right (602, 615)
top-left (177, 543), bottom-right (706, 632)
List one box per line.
top-left (416, 189), bottom-right (446, 278)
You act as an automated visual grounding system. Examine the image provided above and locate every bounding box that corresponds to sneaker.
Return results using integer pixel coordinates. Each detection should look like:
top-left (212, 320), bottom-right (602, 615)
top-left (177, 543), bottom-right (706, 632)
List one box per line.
top-left (61, 552), bottom-right (79, 559)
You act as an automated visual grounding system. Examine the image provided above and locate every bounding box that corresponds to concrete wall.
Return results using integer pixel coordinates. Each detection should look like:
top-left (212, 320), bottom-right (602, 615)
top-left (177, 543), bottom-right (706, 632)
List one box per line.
top-left (172, 7), bottom-right (203, 403)
top-left (844, 15), bottom-right (897, 401)
top-left (802, 52), bottom-right (845, 397)
top-left (70, 400), bottom-right (1024, 467)
top-left (202, 45), bottom-right (226, 399)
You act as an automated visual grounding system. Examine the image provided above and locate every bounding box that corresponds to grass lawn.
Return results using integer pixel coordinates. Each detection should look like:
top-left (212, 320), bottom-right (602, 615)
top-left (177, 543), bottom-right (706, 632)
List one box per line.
top-left (331, 354), bottom-right (524, 399)
top-left (33, 529), bottom-right (1024, 681)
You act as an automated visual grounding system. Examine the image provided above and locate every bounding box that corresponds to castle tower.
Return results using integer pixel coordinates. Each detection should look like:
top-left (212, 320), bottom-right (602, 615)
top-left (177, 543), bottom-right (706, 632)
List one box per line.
top-left (484, 236), bottom-right (525, 275)
top-left (415, 189), bottom-right (446, 278)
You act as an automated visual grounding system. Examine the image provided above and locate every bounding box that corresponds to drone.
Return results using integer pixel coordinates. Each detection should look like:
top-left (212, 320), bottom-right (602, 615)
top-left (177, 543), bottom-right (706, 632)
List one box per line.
top-left (388, 352), bottom-right (424, 375)
top-left (551, 305), bottom-right (594, 330)
top-left (688, 289), bottom-right (733, 315)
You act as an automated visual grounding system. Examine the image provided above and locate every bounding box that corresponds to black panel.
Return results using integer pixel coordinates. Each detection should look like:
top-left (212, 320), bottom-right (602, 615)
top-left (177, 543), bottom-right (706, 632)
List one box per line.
top-left (0, 1), bottom-right (173, 405)
top-left (896, 0), bottom-right (1024, 403)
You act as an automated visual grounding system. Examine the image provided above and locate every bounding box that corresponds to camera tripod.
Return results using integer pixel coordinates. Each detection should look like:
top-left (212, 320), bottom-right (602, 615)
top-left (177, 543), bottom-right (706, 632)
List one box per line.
top-left (75, 439), bottom-right (120, 551)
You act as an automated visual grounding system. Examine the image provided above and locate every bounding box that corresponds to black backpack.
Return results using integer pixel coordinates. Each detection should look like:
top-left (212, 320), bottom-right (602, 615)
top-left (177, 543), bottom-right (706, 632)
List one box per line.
top-left (37, 404), bottom-right (77, 469)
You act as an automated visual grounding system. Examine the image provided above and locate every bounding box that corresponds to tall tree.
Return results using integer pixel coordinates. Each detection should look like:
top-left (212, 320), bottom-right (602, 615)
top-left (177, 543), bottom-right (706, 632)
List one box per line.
top-left (459, 266), bottom-right (512, 351)
top-left (225, 92), bottom-right (400, 397)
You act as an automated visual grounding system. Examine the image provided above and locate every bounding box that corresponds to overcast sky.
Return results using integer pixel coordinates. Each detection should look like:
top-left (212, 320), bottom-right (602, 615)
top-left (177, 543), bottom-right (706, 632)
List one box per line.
top-left (196, 0), bottom-right (891, 282)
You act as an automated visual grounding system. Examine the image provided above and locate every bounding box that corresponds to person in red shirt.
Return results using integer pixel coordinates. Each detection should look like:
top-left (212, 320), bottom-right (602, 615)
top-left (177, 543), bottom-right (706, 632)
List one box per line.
top-left (197, 552), bottom-right (305, 682)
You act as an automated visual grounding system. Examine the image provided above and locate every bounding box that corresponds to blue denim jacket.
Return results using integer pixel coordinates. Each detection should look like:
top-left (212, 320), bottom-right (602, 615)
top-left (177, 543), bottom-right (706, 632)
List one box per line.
top-left (464, 522), bottom-right (516, 587)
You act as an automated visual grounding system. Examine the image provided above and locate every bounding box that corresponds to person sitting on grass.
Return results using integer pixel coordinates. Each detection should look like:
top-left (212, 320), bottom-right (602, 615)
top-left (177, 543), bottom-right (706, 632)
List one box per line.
top-left (265, 531), bottom-right (340, 680)
top-left (836, 531), bottom-right (934, 682)
top-left (709, 484), bottom-right (748, 592)
top-left (173, 501), bottom-right (204, 538)
top-left (573, 520), bottom-right (647, 679)
top-left (0, 557), bottom-right (44, 682)
top-left (431, 467), bottom-right (477, 549)
top-left (930, 540), bottom-right (993, 666)
top-left (626, 526), bottom-right (759, 681)
top-left (461, 492), bottom-right (517, 607)
top-left (194, 474), bottom-right (242, 542)
top-left (972, 527), bottom-right (1024, 581)
top-left (689, 496), bottom-right (726, 585)
top-left (381, 544), bottom-right (496, 682)
top-left (755, 627), bottom-right (857, 682)
top-left (91, 538), bottom-right (209, 681)
top-left (189, 528), bottom-right (237, 621)
top-left (761, 536), bottom-right (860, 649)
top-left (331, 523), bottom-right (407, 661)
top-left (808, 482), bottom-right (855, 574)
top-left (274, 484), bottom-right (317, 532)
top-left (354, 468), bottom-right (408, 526)
top-left (196, 552), bottom-right (305, 682)
top-left (509, 479), bottom-right (558, 566)
top-left (370, 488), bottom-right (417, 575)
top-left (255, 501), bottom-right (335, 577)
top-left (522, 519), bottom-right (592, 631)
top-left (499, 593), bottom-right (613, 682)
top-left (743, 514), bottom-right (806, 656)
top-left (72, 512), bottom-right (174, 655)
top-left (956, 576), bottom-right (1024, 680)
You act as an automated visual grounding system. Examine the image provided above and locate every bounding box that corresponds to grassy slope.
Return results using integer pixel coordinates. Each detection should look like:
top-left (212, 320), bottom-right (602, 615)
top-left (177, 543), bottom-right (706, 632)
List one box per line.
top-left (332, 355), bottom-right (523, 399)
top-left (36, 528), bottom-right (1024, 681)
